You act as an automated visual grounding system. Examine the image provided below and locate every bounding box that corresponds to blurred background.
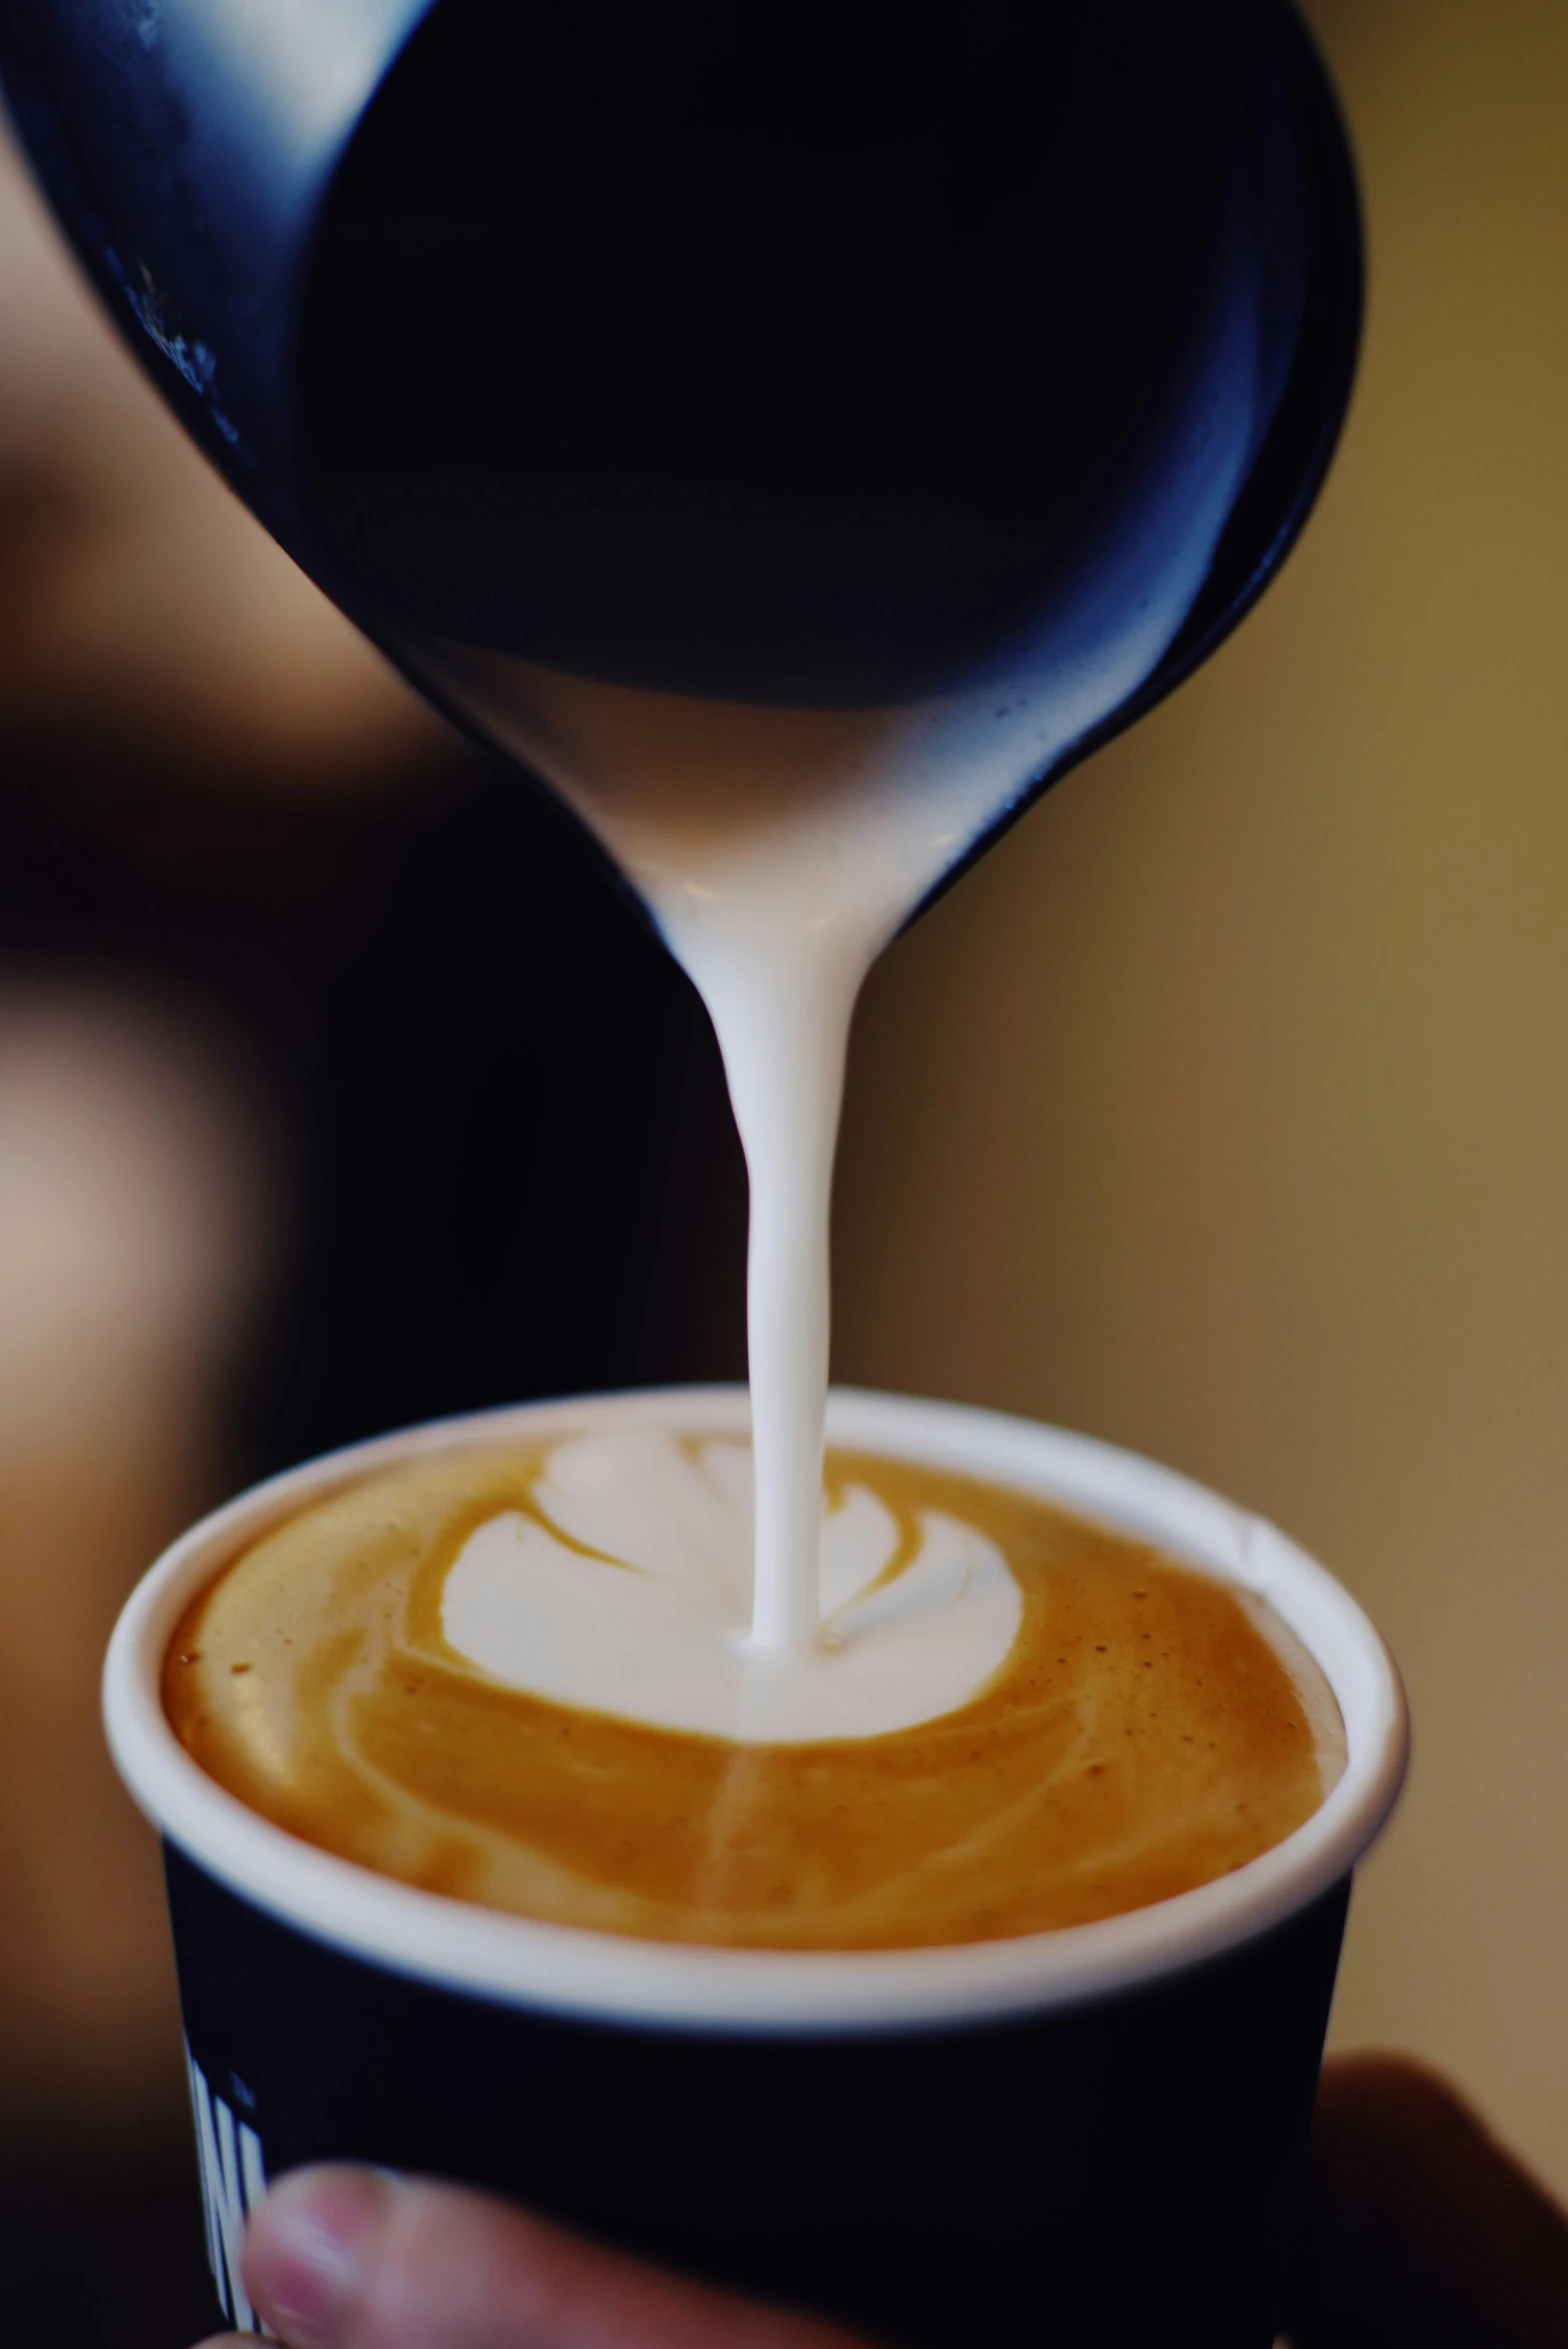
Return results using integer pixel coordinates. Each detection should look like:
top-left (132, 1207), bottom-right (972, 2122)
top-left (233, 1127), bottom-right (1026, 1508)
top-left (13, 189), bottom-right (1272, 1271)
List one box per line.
top-left (1, 0), bottom-right (1566, 2336)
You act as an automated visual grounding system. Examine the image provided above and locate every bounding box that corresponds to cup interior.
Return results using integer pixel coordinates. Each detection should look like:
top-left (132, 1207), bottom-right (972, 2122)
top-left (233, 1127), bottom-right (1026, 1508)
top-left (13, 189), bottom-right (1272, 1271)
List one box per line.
top-left (103, 1385), bottom-right (1407, 2032)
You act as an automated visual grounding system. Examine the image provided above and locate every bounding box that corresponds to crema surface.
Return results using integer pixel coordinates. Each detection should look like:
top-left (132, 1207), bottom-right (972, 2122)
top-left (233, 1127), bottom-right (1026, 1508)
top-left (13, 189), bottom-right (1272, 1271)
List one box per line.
top-left (165, 1435), bottom-right (1345, 1950)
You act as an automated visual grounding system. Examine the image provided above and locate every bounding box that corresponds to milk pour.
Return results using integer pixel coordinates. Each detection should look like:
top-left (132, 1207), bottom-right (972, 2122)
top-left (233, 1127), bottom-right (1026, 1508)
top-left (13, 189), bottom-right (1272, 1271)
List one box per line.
top-left (410, 515), bottom-right (1235, 1690)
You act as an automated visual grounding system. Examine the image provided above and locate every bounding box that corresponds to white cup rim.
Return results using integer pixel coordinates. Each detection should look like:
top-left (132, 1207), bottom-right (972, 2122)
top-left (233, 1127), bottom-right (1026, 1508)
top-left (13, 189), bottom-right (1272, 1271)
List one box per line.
top-left (104, 1385), bottom-right (1407, 2033)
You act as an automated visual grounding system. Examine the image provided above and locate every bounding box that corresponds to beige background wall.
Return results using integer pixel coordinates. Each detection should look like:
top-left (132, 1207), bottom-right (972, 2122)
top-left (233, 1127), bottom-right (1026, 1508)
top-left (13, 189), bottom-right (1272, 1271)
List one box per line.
top-left (837, 0), bottom-right (1568, 2193)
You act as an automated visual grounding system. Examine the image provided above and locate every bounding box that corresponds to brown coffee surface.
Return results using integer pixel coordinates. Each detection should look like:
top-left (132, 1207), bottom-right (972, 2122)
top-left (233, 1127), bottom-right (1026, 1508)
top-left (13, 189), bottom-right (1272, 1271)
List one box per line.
top-left (164, 1439), bottom-right (1344, 1949)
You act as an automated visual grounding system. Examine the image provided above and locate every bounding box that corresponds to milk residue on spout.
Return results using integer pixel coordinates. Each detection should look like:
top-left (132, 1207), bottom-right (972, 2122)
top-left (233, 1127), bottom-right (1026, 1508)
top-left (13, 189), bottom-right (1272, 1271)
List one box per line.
top-left (442, 1428), bottom-right (1021, 1741)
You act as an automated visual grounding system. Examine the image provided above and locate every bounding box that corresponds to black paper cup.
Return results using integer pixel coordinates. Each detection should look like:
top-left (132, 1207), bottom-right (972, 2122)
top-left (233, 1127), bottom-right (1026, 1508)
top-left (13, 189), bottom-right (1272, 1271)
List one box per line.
top-left (104, 1388), bottom-right (1406, 2349)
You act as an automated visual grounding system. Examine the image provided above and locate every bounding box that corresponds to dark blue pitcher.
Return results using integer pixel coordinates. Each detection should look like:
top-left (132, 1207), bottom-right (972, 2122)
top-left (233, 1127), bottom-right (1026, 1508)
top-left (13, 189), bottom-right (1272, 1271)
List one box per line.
top-left (0, 0), bottom-right (1359, 862)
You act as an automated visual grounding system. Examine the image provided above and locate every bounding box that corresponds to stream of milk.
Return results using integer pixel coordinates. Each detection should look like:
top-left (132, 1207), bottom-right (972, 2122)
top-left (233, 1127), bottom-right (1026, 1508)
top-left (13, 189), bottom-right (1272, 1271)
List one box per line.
top-left (411, 627), bottom-right (1196, 1695)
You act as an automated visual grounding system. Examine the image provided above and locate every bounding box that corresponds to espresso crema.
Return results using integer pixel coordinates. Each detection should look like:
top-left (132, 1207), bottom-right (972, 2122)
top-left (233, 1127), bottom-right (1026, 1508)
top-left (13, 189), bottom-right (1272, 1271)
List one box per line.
top-left (165, 1430), bottom-right (1344, 1951)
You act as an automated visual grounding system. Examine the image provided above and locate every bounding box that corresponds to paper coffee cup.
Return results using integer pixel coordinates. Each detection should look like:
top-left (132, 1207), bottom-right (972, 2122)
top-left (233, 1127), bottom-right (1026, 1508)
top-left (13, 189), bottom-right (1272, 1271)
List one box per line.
top-left (105, 1387), bottom-right (1407, 2349)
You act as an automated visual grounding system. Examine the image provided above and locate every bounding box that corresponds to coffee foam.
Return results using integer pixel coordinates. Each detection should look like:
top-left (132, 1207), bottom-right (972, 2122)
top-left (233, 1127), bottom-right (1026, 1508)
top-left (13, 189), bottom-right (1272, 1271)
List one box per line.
top-left (164, 1432), bottom-right (1346, 1951)
top-left (441, 1429), bottom-right (1022, 1741)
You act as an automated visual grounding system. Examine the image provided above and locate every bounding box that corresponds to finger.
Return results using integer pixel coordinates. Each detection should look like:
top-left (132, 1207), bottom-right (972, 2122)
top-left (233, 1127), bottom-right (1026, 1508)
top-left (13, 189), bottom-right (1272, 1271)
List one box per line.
top-left (241, 2164), bottom-right (875, 2349)
top-left (1285, 2052), bottom-right (1568, 2348)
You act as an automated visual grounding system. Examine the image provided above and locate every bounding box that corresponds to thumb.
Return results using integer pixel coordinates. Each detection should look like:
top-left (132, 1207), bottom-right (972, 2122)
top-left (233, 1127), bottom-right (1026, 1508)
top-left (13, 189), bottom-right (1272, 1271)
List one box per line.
top-left (222, 2164), bottom-right (872, 2349)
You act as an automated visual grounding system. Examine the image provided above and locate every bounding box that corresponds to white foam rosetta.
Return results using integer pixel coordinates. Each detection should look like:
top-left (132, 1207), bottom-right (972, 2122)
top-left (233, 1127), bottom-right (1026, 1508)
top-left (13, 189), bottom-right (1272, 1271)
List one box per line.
top-left (441, 1429), bottom-right (1023, 1743)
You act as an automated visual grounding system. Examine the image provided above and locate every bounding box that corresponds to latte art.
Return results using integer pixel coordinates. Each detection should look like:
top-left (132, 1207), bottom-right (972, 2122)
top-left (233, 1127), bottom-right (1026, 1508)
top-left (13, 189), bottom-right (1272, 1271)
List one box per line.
top-left (165, 1431), bottom-right (1345, 1951)
top-left (441, 1431), bottom-right (1022, 1742)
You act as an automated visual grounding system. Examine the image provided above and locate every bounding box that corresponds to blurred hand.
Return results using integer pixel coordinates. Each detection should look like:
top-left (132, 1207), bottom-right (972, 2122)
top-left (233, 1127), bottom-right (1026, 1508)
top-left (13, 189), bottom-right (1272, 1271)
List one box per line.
top-left (197, 2055), bottom-right (1568, 2349)
top-left (1284, 2054), bottom-right (1568, 2348)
